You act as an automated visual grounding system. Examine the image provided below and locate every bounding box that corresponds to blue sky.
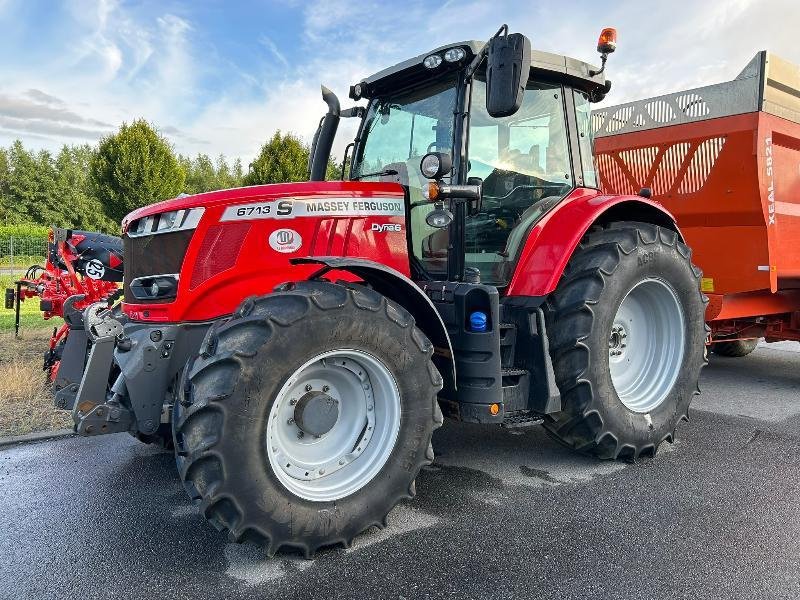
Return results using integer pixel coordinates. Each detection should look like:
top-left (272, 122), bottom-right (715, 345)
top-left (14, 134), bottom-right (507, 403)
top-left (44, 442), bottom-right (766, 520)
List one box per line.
top-left (0, 0), bottom-right (798, 162)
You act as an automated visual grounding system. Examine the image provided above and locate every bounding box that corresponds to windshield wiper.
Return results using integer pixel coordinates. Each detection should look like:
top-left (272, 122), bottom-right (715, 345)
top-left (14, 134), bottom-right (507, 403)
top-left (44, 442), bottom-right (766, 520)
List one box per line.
top-left (350, 168), bottom-right (398, 181)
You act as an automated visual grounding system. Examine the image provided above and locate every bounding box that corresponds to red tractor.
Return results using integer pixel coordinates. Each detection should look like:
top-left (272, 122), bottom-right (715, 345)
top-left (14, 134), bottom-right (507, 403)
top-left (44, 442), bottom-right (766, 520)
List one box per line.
top-left (59, 26), bottom-right (706, 555)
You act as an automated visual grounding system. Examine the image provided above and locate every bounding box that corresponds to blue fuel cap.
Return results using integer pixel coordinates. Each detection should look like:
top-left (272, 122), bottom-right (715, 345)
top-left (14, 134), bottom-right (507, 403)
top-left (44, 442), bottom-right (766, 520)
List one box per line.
top-left (470, 311), bottom-right (488, 333)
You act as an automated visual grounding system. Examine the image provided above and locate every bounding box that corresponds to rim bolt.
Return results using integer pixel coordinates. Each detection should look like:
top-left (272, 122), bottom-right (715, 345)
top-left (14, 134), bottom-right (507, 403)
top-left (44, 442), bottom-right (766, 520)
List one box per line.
top-left (322, 385), bottom-right (330, 392)
top-left (305, 384), bottom-right (312, 392)
top-left (297, 431), bottom-right (304, 439)
top-left (367, 405), bottom-right (374, 411)
top-left (339, 459), bottom-right (345, 465)
top-left (289, 398), bottom-right (297, 405)
top-left (287, 418), bottom-right (294, 425)
top-left (319, 469), bottom-right (325, 475)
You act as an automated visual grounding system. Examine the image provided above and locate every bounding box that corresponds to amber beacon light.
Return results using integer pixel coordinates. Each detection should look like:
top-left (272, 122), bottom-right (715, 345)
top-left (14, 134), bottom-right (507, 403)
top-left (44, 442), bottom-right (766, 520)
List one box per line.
top-left (597, 28), bottom-right (617, 54)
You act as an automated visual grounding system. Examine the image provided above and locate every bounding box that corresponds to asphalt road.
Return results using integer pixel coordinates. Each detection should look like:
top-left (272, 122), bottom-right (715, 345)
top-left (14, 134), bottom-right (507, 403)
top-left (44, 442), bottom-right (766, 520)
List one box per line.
top-left (1, 343), bottom-right (799, 600)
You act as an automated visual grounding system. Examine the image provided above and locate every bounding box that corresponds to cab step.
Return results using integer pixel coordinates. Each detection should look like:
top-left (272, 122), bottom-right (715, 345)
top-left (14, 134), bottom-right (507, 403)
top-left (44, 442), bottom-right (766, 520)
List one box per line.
top-left (499, 322), bottom-right (518, 368)
top-left (502, 411), bottom-right (544, 429)
top-left (501, 367), bottom-right (530, 411)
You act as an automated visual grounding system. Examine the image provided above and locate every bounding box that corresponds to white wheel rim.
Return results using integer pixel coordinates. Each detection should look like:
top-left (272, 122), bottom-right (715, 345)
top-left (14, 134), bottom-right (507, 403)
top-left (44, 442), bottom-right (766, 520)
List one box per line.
top-left (266, 349), bottom-right (401, 502)
top-left (608, 278), bottom-right (686, 413)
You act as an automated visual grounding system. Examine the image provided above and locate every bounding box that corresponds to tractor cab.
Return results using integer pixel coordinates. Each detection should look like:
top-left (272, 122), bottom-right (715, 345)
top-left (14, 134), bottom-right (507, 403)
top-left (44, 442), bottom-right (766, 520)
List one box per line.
top-left (311, 26), bottom-right (614, 286)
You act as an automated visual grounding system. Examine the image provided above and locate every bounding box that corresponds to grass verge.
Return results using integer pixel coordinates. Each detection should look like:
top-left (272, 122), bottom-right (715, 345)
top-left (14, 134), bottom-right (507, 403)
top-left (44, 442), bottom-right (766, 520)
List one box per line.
top-left (0, 255), bottom-right (46, 269)
top-left (0, 327), bottom-right (72, 437)
top-left (0, 274), bottom-right (54, 333)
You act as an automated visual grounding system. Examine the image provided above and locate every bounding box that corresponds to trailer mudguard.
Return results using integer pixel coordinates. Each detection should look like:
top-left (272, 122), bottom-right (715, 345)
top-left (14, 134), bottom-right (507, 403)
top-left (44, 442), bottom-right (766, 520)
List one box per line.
top-left (506, 187), bottom-right (682, 297)
top-left (292, 256), bottom-right (457, 389)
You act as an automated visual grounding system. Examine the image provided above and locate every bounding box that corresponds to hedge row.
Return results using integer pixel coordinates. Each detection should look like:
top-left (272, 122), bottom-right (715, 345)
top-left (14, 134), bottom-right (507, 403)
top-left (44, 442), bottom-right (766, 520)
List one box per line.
top-left (0, 223), bottom-right (51, 242)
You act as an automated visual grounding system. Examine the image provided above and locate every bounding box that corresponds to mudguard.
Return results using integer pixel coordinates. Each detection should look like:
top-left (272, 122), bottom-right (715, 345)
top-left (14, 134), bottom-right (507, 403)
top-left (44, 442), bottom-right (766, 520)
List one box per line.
top-left (506, 188), bottom-right (682, 297)
top-left (292, 256), bottom-right (457, 388)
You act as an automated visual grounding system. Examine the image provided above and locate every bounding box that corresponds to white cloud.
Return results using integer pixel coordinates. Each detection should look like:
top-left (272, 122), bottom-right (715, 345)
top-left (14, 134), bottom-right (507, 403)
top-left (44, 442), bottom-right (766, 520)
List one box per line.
top-left (2, 0), bottom-right (799, 167)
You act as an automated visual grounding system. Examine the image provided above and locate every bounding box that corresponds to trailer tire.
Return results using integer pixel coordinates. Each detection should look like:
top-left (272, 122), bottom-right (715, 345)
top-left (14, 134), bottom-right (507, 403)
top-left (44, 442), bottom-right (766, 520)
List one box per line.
top-left (173, 280), bottom-right (442, 556)
top-left (712, 337), bottom-right (758, 357)
top-left (543, 222), bottom-right (707, 460)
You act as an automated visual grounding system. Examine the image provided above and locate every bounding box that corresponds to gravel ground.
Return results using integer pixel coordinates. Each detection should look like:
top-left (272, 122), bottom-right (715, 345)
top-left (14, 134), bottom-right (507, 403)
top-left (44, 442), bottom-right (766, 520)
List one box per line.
top-left (0, 342), bottom-right (798, 600)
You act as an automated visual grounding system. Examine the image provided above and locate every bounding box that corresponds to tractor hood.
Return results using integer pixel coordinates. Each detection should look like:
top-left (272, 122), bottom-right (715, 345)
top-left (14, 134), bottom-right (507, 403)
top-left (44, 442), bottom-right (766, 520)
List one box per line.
top-left (121, 180), bottom-right (410, 323)
top-left (122, 181), bottom-right (405, 233)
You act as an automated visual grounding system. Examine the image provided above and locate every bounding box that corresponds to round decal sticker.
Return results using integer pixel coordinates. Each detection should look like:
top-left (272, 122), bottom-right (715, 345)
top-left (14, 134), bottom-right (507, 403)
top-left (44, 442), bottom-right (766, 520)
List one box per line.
top-left (85, 258), bottom-right (106, 280)
top-left (269, 228), bottom-right (302, 253)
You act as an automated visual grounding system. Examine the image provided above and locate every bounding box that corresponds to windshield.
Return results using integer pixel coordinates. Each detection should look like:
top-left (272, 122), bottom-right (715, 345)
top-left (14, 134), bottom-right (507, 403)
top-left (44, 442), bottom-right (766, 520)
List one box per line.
top-left (465, 78), bottom-right (573, 285)
top-left (351, 78), bottom-right (458, 274)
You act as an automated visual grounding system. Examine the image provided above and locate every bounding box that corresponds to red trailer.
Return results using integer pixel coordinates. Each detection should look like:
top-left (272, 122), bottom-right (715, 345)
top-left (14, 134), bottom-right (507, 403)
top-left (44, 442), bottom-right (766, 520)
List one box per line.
top-left (594, 51), bottom-right (800, 355)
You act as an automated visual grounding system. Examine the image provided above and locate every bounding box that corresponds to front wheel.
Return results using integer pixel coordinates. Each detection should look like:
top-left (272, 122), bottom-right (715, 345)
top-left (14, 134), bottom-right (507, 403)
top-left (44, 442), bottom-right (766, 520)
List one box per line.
top-left (173, 281), bottom-right (442, 556)
top-left (544, 222), bottom-right (707, 459)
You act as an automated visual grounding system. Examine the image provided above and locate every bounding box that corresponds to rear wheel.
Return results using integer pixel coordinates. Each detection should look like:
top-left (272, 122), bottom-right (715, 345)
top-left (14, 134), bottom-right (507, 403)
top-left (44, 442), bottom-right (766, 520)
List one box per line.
top-left (173, 281), bottom-right (442, 556)
top-left (712, 337), bottom-right (758, 357)
top-left (544, 222), bottom-right (707, 459)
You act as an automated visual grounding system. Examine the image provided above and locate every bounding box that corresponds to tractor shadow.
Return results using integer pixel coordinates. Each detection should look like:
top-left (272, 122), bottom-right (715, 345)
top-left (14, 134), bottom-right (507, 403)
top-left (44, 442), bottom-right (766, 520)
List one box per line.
top-left (419, 418), bottom-right (631, 511)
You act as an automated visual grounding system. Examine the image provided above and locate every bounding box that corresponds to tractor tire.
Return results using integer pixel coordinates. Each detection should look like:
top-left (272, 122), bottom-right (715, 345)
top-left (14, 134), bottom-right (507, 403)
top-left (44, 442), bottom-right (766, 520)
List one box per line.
top-left (173, 280), bottom-right (443, 556)
top-left (135, 424), bottom-right (174, 449)
top-left (544, 222), bottom-right (707, 460)
top-left (712, 337), bottom-right (758, 357)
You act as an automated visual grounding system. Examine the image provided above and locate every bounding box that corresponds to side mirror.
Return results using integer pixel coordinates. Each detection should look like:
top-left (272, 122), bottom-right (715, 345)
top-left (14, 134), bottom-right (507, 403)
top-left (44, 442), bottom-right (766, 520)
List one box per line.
top-left (485, 32), bottom-right (530, 118)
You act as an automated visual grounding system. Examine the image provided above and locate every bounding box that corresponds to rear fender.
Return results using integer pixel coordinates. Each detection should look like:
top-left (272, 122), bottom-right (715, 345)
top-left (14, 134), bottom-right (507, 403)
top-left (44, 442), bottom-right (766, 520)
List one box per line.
top-left (506, 188), bottom-right (682, 297)
top-left (292, 257), bottom-right (456, 388)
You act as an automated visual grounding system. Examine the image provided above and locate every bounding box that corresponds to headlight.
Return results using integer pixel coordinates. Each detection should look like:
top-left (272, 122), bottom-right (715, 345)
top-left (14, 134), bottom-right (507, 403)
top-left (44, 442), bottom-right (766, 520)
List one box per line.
top-left (129, 274), bottom-right (179, 300)
top-left (421, 154), bottom-right (442, 178)
top-left (443, 47), bottom-right (466, 62)
top-left (156, 211), bottom-right (178, 231)
top-left (423, 54), bottom-right (442, 69)
top-left (419, 152), bottom-right (453, 180)
top-left (128, 207), bottom-right (205, 237)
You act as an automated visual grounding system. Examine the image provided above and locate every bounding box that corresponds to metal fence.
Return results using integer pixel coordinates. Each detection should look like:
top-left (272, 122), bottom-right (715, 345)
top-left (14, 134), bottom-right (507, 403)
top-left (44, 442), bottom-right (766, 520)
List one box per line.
top-left (0, 237), bottom-right (48, 277)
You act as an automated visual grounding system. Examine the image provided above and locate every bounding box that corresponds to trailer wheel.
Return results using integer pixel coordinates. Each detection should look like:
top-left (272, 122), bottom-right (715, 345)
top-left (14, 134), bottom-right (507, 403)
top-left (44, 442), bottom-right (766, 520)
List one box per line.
top-left (544, 222), bottom-right (707, 459)
top-left (712, 337), bottom-right (758, 357)
top-left (173, 281), bottom-right (442, 556)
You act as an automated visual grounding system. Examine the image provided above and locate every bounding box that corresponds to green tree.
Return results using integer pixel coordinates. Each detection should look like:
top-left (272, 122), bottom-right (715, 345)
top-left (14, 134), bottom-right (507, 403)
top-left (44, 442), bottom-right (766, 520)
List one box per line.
top-left (89, 119), bottom-right (186, 223)
top-left (179, 153), bottom-right (244, 195)
top-left (0, 147), bottom-right (9, 222)
top-left (4, 141), bottom-right (61, 225)
top-left (54, 145), bottom-right (117, 232)
top-left (243, 131), bottom-right (348, 185)
top-left (243, 131), bottom-right (310, 186)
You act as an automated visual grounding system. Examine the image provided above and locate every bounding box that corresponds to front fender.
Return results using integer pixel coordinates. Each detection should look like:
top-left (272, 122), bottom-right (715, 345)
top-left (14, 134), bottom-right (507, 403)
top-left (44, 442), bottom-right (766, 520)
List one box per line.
top-left (506, 188), bottom-right (682, 297)
top-left (292, 257), bottom-right (457, 389)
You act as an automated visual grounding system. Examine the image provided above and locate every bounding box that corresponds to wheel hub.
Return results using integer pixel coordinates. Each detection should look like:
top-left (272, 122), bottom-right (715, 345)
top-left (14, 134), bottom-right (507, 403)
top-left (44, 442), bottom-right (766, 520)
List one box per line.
top-left (266, 350), bottom-right (401, 502)
top-left (607, 278), bottom-right (686, 413)
top-left (608, 324), bottom-right (628, 358)
top-left (294, 391), bottom-right (339, 437)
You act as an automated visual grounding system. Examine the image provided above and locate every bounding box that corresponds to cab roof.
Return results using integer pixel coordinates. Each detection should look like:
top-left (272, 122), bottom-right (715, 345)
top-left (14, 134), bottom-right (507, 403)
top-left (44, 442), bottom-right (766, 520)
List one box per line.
top-left (350, 39), bottom-right (608, 100)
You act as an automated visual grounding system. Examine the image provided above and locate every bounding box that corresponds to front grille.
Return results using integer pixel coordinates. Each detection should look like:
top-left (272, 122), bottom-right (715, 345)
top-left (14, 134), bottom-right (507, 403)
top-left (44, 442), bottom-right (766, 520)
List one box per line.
top-left (123, 230), bottom-right (194, 303)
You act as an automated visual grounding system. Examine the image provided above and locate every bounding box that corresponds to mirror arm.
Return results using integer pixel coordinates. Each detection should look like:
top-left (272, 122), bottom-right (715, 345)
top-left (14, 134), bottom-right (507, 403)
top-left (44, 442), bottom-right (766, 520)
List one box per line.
top-left (464, 23), bottom-right (509, 81)
top-left (341, 107), bottom-right (366, 119)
